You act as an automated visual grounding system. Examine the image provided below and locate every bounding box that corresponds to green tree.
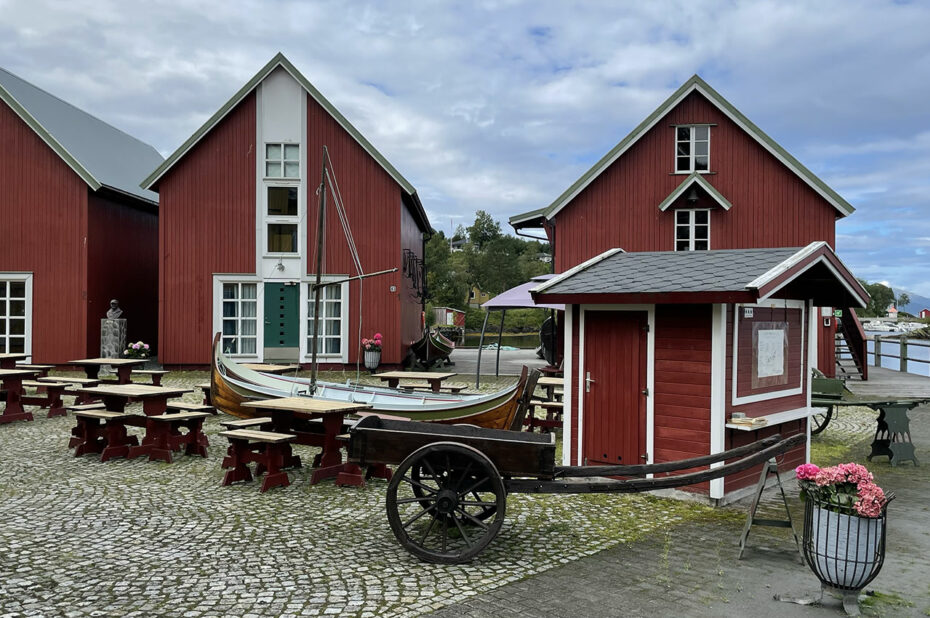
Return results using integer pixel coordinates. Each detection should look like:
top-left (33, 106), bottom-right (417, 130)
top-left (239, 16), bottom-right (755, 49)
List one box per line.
top-left (857, 279), bottom-right (894, 317)
top-left (467, 210), bottom-right (502, 250)
top-left (425, 232), bottom-right (469, 309)
top-left (898, 292), bottom-right (911, 310)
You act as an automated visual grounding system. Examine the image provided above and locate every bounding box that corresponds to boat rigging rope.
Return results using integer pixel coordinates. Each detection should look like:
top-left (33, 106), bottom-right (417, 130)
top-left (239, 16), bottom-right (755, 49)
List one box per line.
top-left (325, 160), bottom-right (366, 381)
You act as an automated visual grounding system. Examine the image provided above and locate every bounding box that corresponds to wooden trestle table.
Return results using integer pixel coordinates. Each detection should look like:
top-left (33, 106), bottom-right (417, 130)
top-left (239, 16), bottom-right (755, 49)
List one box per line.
top-left (69, 358), bottom-right (149, 384)
top-left (240, 397), bottom-right (386, 486)
top-left (0, 368), bottom-right (39, 423)
top-left (376, 371), bottom-right (456, 393)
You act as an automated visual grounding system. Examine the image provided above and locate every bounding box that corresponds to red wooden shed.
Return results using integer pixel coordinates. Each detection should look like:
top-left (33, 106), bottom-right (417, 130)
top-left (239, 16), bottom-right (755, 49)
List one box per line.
top-left (0, 67), bottom-right (162, 362)
top-left (143, 54), bottom-right (430, 368)
top-left (510, 75), bottom-right (866, 380)
top-left (532, 242), bottom-right (869, 503)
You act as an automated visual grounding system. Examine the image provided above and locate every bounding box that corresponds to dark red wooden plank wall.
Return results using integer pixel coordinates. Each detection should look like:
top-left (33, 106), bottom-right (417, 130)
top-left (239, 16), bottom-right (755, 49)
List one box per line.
top-left (399, 202), bottom-right (425, 349)
top-left (86, 194), bottom-right (158, 354)
top-left (0, 99), bottom-right (88, 362)
top-left (158, 94), bottom-right (257, 364)
top-left (554, 91), bottom-right (838, 272)
top-left (725, 419), bottom-right (806, 491)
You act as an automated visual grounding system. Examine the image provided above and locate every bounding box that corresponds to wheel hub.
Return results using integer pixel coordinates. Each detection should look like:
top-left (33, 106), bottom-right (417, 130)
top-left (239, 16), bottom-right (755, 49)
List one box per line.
top-left (435, 489), bottom-right (458, 515)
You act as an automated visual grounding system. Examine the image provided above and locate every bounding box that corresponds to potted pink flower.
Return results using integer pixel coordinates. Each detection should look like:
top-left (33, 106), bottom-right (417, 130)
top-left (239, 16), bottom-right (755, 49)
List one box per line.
top-left (362, 333), bottom-right (383, 371)
top-left (122, 341), bottom-right (151, 359)
top-left (797, 462), bottom-right (894, 605)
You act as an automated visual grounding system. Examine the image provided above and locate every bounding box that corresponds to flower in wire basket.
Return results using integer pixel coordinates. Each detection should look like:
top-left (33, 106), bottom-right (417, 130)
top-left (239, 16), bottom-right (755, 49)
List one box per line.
top-left (796, 462), bottom-right (888, 518)
top-left (123, 340), bottom-right (151, 359)
top-left (362, 333), bottom-right (383, 352)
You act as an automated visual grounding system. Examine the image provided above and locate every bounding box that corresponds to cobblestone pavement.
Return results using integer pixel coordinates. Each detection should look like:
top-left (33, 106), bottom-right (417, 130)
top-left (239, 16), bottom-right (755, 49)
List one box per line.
top-left (430, 404), bottom-right (930, 617)
top-left (1, 370), bottom-right (732, 618)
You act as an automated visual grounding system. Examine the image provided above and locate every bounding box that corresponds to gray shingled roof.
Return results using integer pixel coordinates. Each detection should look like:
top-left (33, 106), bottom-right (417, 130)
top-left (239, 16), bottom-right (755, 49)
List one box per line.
top-left (536, 247), bottom-right (802, 296)
top-left (0, 67), bottom-right (163, 203)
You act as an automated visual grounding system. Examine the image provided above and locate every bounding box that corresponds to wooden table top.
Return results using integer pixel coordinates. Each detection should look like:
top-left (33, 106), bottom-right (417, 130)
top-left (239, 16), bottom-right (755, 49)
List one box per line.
top-left (0, 368), bottom-right (39, 378)
top-left (77, 384), bottom-right (191, 398)
top-left (37, 376), bottom-right (100, 385)
top-left (241, 396), bottom-right (372, 415)
top-left (69, 357), bottom-right (150, 367)
top-left (537, 377), bottom-right (564, 386)
top-left (241, 363), bottom-right (300, 374)
top-left (376, 371), bottom-right (456, 381)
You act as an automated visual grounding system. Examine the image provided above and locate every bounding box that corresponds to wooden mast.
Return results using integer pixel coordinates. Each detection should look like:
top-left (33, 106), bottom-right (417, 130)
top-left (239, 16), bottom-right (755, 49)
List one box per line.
top-left (309, 146), bottom-right (329, 393)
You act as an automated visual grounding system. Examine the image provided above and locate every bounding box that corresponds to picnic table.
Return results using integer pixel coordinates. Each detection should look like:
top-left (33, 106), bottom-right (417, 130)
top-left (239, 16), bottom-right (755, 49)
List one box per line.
top-left (0, 353), bottom-right (29, 369)
top-left (811, 397), bottom-right (929, 467)
top-left (69, 358), bottom-right (149, 384)
top-left (537, 376), bottom-right (563, 401)
top-left (377, 371), bottom-right (456, 393)
top-left (72, 383), bottom-right (197, 463)
top-left (241, 363), bottom-right (300, 375)
top-left (0, 367), bottom-right (39, 423)
top-left (241, 397), bottom-right (379, 486)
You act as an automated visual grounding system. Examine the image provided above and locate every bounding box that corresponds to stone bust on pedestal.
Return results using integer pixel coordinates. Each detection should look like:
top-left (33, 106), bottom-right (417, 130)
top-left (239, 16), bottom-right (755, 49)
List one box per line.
top-left (106, 299), bottom-right (123, 320)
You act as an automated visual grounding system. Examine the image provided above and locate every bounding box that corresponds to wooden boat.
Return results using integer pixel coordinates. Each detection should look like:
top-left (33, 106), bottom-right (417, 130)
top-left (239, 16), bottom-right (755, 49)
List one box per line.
top-left (409, 329), bottom-right (454, 369)
top-left (211, 333), bottom-right (528, 429)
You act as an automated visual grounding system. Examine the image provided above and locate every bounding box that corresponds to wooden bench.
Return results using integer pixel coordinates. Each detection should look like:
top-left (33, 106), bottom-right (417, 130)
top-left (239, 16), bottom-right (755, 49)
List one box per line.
top-left (131, 369), bottom-right (169, 386)
top-left (15, 364), bottom-right (55, 378)
top-left (128, 412), bottom-right (211, 463)
top-left (22, 380), bottom-right (71, 418)
top-left (525, 400), bottom-right (564, 432)
top-left (39, 376), bottom-right (101, 405)
top-left (220, 416), bottom-right (274, 430)
top-left (166, 401), bottom-right (216, 415)
top-left (219, 429), bottom-right (298, 492)
top-left (71, 410), bottom-right (138, 461)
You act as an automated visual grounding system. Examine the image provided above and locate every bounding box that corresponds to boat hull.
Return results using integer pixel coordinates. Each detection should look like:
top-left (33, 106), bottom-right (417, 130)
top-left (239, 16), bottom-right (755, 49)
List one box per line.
top-left (211, 334), bottom-right (526, 429)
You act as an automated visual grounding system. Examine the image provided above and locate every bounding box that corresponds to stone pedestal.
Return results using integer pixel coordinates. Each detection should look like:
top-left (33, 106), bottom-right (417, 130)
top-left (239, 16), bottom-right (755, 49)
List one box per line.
top-left (101, 319), bottom-right (127, 374)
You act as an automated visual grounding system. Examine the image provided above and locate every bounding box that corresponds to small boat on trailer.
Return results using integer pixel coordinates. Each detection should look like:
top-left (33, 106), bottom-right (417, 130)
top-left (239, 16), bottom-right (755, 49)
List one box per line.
top-left (210, 333), bottom-right (534, 429)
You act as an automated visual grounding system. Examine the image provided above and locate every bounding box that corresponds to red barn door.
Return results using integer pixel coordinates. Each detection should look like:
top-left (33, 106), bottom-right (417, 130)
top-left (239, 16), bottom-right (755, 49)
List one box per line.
top-left (582, 311), bottom-right (648, 466)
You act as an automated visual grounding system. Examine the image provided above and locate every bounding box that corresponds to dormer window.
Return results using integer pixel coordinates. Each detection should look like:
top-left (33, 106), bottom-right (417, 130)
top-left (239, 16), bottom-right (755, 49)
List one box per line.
top-left (675, 209), bottom-right (709, 251)
top-left (675, 126), bottom-right (710, 173)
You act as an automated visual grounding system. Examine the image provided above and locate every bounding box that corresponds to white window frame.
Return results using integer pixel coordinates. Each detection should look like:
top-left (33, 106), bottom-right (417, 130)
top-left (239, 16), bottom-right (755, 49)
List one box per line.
top-left (264, 184), bottom-right (301, 257)
top-left (0, 272), bottom-right (32, 358)
top-left (674, 125), bottom-right (711, 173)
top-left (213, 275), bottom-right (261, 359)
top-left (264, 142), bottom-right (300, 179)
top-left (300, 277), bottom-right (349, 363)
top-left (674, 208), bottom-right (710, 251)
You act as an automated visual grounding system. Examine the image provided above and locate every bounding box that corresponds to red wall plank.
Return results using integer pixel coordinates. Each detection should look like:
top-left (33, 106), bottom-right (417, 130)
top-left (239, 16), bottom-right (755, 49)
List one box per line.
top-left (158, 94), bottom-right (257, 364)
top-left (0, 100), bottom-right (88, 362)
top-left (554, 91), bottom-right (838, 272)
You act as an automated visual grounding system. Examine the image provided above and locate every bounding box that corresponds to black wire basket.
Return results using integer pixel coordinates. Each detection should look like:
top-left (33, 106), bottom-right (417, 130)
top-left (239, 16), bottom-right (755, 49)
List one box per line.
top-left (801, 492), bottom-right (894, 592)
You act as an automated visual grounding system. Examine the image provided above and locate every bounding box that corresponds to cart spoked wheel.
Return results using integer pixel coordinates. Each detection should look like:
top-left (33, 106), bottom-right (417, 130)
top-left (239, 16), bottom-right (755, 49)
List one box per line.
top-left (810, 406), bottom-right (833, 435)
top-left (386, 441), bottom-right (506, 564)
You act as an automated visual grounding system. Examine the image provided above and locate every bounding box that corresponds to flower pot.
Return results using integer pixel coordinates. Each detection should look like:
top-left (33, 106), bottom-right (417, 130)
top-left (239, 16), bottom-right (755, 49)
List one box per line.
top-left (364, 350), bottom-right (381, 371)
top-left (802, 500), bottom-right (887, 591)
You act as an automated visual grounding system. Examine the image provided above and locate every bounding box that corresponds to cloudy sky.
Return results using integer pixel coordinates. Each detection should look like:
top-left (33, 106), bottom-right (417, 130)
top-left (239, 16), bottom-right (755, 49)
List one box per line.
top-left (3, 0), bottom-right (929, 295)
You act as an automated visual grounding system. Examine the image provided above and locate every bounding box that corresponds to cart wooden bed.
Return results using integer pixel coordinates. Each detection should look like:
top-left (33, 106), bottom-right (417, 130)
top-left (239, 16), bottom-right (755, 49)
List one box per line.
top-left (347, 416), bottom-right (805, 563)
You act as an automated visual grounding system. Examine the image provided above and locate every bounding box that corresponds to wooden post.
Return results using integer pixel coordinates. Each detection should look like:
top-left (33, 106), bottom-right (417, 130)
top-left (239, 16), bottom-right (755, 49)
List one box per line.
top-left (900, 335), bottom-right (908, 373)
top-left (874, 337), bottom-right (881, 367)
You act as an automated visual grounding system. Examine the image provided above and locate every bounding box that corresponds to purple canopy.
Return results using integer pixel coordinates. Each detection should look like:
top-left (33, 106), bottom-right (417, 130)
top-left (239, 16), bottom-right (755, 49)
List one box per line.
top-left (481, 275), bottom-right (563, 311)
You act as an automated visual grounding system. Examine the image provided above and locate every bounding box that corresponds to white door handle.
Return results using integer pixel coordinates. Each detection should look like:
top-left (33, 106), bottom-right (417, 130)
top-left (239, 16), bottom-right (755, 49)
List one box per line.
top-left (585, 371), bottom-right (595, 392)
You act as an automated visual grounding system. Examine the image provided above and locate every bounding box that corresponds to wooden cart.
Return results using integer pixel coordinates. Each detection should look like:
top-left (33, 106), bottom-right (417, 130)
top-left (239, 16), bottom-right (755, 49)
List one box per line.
top-left (347, 416), bottom-right (804, 564)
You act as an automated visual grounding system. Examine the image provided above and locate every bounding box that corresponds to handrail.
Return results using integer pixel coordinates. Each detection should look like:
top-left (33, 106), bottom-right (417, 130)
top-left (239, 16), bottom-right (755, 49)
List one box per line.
top-left (840, 307), bottom-right (868, 380)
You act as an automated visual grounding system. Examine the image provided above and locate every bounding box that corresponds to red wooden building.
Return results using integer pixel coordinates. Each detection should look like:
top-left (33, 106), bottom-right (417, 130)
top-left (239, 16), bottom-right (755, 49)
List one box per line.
top-left (510, 75), bottom-right (869, 502)
top-left (532, 243), bottom-right (869, 502)
top-left (143, 54), bottom-right (430, 367)
top-left (511, 75), bottom-right (865, 381)
top-left (0, 67), bottom-right (162, 362)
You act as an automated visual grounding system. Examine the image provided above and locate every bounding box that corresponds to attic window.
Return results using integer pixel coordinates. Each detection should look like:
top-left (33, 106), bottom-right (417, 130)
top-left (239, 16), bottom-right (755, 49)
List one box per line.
top-left (675, 126), bottom-right (710, 173)
top-left (265, 143), bottom-right (300, 178)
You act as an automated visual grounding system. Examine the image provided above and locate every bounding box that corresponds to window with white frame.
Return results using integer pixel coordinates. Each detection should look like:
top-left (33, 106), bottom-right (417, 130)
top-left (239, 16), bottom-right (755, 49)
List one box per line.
top-left (307, 284), bottom-right (343, 356)
top-left (675, 209), bottom-right (710, 251)
top-left (222, 282), bottom-right (257, 355)
top-left (265, 143), bottom-right (300, 178)
top-left (675, 125), bottom-right (710, 173)
top-left (266, 186), bottom-right (299, 253)
top-left (0, 278), bottom-right (28, 354)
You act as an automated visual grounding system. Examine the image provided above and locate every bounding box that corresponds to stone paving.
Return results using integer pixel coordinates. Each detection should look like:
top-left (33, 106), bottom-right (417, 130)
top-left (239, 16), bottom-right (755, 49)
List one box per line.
top-left (2, 370), bottom-right (731, 618)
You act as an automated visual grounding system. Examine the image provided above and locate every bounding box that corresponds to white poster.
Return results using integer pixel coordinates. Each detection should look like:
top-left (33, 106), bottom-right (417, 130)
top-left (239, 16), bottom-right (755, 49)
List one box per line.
top-left (757, 329), bottom-right (785, 378)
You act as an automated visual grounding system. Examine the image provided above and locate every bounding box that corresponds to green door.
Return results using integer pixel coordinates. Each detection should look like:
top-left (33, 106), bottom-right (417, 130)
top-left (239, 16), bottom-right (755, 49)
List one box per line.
top-left (263, 283), bottom-right (299, 361)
